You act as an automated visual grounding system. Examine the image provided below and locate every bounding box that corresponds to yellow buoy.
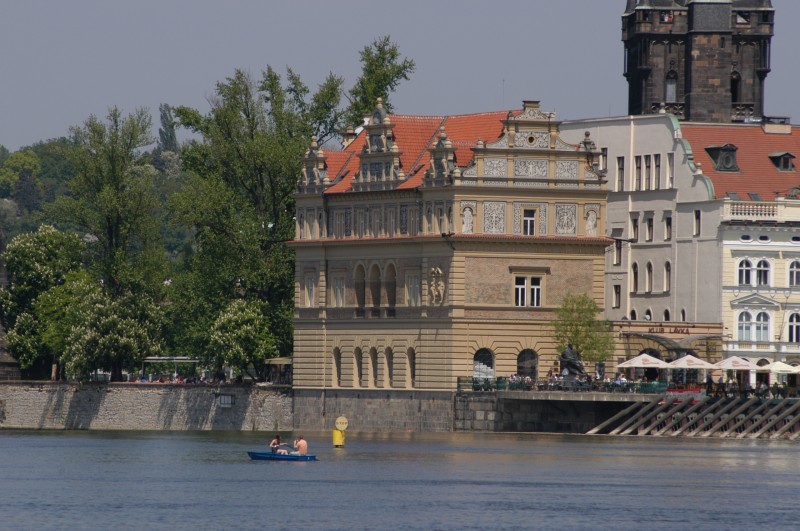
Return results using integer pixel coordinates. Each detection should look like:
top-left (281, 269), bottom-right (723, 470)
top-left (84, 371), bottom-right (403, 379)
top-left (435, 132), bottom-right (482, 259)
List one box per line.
top-left (332, 429), bottom-right (346, 447)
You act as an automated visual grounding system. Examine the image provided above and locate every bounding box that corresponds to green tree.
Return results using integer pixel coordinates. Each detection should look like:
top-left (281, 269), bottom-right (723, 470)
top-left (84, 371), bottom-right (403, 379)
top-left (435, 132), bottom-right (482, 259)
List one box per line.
top-left (207, 299), bottom-right (278, 381)
top-left (552, 292), bottom-right (615, 364)
top-left (50, 107), bottom-right (165, 295)
top-left (0, 149), bottom-right (41, 200)
top-left (157, 103), bottom-right (179, 153)
top-left (344, 35), bottom-right (416, 128)
top-left (0, 225), bottom-right (85, 377)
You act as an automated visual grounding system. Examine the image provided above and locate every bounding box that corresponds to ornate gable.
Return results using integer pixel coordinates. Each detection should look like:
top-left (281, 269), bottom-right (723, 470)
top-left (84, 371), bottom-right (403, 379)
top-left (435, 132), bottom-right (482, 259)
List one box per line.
top-left (730, 293), bottom-right (780, 309)
top-left (351, 98), bottom-right (405, 192)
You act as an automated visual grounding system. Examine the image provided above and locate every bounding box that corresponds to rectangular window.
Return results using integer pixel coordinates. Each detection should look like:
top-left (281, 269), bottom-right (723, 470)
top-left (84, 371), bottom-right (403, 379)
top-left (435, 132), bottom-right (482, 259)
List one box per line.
top-left (613, 285), bottom-right (621, 308)
top-left (332, 275), bottom-right (346, 308)
top-left (529, 277), bottom-right (542, 307)
top-left (304, 274), bottom-right (316, 308)
top-left (693, 210), bottom-right (701, 237)
top-left (654, 154), bottom-right (661, 189)
top-left (523, 209), bottom-right (536, 236)
top-left (631, 217), bottom-right (639, 242)
top-left (644, 155), bottom-right (652, 190)
top-left (616, 157), bottom-right (625, 192)
top-left (406, 272), bottom-right (420, 306)
top-left (514, 276), bottom-right (542, 307)
top-left (664, 215), bottom-right (672, 241)
top-left (646, 217), bottom-right (653, 241)
top-left (635, 156), bottom-right (642, 191)
top-left (666, 153), bottom-right (674, 188)
top-left (600, 148), bottom-right (608, 172)
top-left (613, 240), bottom-right (622, 266)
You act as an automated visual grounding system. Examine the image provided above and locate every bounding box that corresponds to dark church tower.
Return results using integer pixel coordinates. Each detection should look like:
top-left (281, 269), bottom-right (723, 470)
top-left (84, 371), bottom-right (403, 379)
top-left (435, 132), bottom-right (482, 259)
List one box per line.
top-left (622, 0), bottom-right (773, 122)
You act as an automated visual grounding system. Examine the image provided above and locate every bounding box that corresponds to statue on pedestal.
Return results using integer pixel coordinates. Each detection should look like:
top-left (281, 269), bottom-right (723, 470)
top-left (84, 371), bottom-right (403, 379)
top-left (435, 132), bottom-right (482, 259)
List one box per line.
top-left (559, 344), bottom-right (586, 379)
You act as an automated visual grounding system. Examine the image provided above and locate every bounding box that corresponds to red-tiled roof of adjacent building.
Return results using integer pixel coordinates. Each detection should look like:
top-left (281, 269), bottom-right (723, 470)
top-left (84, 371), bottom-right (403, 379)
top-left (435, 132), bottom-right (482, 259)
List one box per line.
top-left (324, 111), bottom-right (510, 194)
top-left (681, 123), bottom-right (800, 200)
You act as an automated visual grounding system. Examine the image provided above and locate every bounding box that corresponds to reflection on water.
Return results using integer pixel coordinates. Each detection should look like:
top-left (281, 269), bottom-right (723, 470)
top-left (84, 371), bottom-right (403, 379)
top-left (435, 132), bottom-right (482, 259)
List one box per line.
top-left (1, 430), bottom-right (798, 530)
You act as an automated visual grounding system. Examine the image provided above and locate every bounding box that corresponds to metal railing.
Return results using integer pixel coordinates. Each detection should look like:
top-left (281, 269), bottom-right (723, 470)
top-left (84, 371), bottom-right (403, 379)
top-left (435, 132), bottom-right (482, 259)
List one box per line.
top-left (456, 377), bottom-right (670, 394)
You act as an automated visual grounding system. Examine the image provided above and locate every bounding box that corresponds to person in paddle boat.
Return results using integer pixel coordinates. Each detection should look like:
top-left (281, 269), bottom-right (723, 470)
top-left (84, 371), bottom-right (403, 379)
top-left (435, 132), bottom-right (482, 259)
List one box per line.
top-left (291, 435), bottom-right (308, 455)
top-left (270, 434), bottom-right (289, 455)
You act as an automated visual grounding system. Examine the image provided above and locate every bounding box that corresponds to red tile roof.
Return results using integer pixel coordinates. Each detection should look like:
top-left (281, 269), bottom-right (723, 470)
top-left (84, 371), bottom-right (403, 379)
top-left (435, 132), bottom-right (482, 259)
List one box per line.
top-left (324, 111), bottom-right (510, 194)
top-left (681, 123), bottom-right (800, 200)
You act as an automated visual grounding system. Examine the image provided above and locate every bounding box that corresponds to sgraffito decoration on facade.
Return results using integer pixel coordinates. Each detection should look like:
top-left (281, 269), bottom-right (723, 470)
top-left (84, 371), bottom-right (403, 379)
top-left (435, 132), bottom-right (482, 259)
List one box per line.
top-left (483, 201), bottom-right (506, 234)
top-left (585, 203), bottom-right (600, 237)
top-left (555, 204), bottom-right (578, 235)
top-left (399, 205), bottom-right (408, 234)
top-left (429, 267), bottom-right (445, 305)
top-left (513, 159), bottom-right (548, 178)
top-left (514, 131), bottom-right (550, 149)
top-left (484, 158), bottom-right (507, 177)
top-left (461, 201), bottom-right (476, 234)
top-left (555, 160), bottom-right (578, 188)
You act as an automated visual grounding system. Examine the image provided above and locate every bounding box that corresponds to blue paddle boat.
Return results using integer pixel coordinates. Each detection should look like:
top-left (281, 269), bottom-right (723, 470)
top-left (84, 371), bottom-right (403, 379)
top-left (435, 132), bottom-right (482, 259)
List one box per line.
top-left (247, 451), bottom-right (317, 461)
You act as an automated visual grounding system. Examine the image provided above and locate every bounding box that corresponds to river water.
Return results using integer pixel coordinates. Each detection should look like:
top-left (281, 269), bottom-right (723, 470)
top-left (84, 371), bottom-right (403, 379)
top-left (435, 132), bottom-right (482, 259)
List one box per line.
top-left (1, 430), bottom-right (797, 530)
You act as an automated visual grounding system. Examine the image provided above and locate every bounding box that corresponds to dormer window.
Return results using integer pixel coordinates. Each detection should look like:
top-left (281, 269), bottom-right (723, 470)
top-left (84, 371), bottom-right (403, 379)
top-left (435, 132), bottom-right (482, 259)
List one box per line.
top-left (769, 152), bottom-right (796, 172)
top-left (736, 12), bottom-right (750, 25)
top-left (705, 144), bottom-right (740, 172)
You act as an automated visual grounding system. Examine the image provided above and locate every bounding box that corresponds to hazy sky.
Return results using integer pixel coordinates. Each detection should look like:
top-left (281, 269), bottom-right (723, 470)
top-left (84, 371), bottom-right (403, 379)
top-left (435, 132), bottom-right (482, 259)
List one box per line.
top-left (2, 0), bottom-right (799, 151)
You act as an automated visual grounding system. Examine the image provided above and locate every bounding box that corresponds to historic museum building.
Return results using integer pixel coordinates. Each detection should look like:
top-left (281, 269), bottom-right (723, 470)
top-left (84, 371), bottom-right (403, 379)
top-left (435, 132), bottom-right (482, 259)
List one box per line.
top-left (290, 100), bottom-right (609, 392)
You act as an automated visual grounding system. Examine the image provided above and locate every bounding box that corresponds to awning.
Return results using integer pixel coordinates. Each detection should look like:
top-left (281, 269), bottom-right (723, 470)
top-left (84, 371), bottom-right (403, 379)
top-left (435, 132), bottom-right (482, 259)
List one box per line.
top-left (266, 357), bottom-right (293, 365)
top-left (667, 354), bottom-right (717, 370)
top-left (618, 353), bottom-right (669, 369)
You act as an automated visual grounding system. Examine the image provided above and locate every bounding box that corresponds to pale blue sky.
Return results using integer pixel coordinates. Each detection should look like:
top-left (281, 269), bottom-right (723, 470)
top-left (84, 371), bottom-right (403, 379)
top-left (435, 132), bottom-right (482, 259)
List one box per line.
top-left (1, 0), bottom-right (798, 150)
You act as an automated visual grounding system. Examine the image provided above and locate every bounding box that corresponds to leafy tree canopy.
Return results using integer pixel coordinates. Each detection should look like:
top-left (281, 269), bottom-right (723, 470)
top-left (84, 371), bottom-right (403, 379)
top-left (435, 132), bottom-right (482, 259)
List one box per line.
top-left (552, 292), bottom-right (615, 363)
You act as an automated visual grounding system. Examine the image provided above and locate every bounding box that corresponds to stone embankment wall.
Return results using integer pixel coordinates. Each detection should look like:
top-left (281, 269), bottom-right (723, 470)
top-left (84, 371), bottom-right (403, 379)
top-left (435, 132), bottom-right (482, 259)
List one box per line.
top-left (293, 389), bottom-right (455, 432)
top-left (0, 382), bottom-right (292, 431)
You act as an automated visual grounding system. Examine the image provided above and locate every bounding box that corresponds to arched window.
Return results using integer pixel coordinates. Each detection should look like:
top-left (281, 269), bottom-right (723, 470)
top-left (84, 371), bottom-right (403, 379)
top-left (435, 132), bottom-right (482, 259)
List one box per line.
top-left (738, 312), bottom-right (752, 341)
top-left (369, 264), bottom-right (382, 310)
top-left (369, 347), bottom-right (379, 387)
top-left (354, 348), bottom-right (363, 387)
top-left (630, 309), bottom-right (638, 321)
top-left (790, 314), bottom-right (800, 343)
top-left (333, 348), bottom-right (342, 387)
top-left (664, 309), bottom-right (671, 322)
top-left (646, 262), bottom-right (653, 293)
top-left (406, 348), bottom-right (416, 388)
top-left (666, 71), bottom-right (678, 103)
top-left (385, 263), bottom-right (397, 311)
top-left (731, 72), bottom-right (741, 103)
top-left (738, 260), bottom-right (752, 286)
top-left (644, 309), bottom-right (653, 321)
top-left (384, 348), bottom-right (394, 388)
top-left (756, 260), bottom-right (770, 287)
top-left (790, 261), bottom-right (800, 287)
top-left (632, 263), bottom-right (639, 292)
top-left (755, 312), bottom-right (770, 341)
top-left (517, 349), bottom-right (538, 379)
top-left (473, 348), bottom-right (494, 378)
top-left (354, 265), bottom-right (366, 311)
top-left (681, 309), bottom-right (686, 321)
top-left (664, 262), bottom-right (672, 292)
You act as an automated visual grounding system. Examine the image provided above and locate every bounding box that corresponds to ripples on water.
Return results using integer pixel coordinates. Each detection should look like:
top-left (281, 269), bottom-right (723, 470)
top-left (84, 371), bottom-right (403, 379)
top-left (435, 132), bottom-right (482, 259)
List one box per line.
top-left (1, 430), bottom-right (798, 530)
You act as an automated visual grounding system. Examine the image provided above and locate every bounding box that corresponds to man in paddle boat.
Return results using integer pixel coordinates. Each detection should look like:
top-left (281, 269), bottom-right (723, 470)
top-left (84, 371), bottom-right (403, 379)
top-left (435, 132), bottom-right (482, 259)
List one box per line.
top-left (270, 434), bottom-right (289, 455)
top-left (291, 435), bottom-right (308, 455)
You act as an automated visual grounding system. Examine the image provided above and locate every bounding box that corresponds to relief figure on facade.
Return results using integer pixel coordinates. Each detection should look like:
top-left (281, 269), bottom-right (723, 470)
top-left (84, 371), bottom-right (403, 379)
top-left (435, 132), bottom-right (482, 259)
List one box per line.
top-left (586, 210), bottom-right (597, 237)
top-left (462, 207), bottom-right (474, 234)
top-left (429, 267), bottom-right (445, 305)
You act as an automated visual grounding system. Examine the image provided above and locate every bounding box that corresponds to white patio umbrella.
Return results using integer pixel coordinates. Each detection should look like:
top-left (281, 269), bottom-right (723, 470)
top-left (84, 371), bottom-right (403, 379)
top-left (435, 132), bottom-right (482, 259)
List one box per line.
top-left (617, 353), bottom-right (669, 369)
top-left (758, 361), bottom-right (800, 374)
top-left (667, 354), bottom-right (717, 370)
top-left (713, 356), bottom-right (760, 371)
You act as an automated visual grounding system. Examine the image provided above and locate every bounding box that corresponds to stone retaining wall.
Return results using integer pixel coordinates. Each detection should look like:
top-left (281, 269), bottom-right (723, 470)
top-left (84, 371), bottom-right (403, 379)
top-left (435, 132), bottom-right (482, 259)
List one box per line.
top-left (293, 388), bottom-right (455, 432)
top-left (0, 382), bottom-right (292, 431)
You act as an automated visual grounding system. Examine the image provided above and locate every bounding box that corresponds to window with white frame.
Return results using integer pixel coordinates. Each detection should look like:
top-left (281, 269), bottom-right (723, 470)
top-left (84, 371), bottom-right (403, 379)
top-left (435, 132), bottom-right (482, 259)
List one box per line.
top-left (405, 272), bottom-right (420, 306)
top-left (632, 263), bottom-right (639, 292)
top-left (664, 215), bottom-right (672, 241)
top-left (514, 276), bottom-right (542, 307)
top-left (790, 313), bottom-right (800, 343)
top-left (523, 209), bottom-right (536, 236)
top-left (756, 260), bottom-right (770, 286)
top-left (644, 155), bottom-right (652, 190)
top-left (738, 259), bottom-right (752, 286)
top-left (616, 156), bottom-right (625, 191)
top-left (635, 156), bottom-right (642, 191)
top-left (664, 262), bottom-right (671, 292)
top-left (666, 153), bottom-right (674, 188)
top-left (654, 154), bottom-right (661, 189)
top-left (304, 274), bottom-right (316, 307)
top-left (645, 217), bottom-right (653, 241)
top-left (613, 285), bottom-right (621, 308)
top-left (738, 311), bottom-right (770, 341)
top-left (646, 262), bottom-right (653, 292)
top-left (693, 210), bottom-right (701, 237)
top-left (791, 261), bottom-right (800, 287)
top-left (332, 275), bottom-right (346, 307)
